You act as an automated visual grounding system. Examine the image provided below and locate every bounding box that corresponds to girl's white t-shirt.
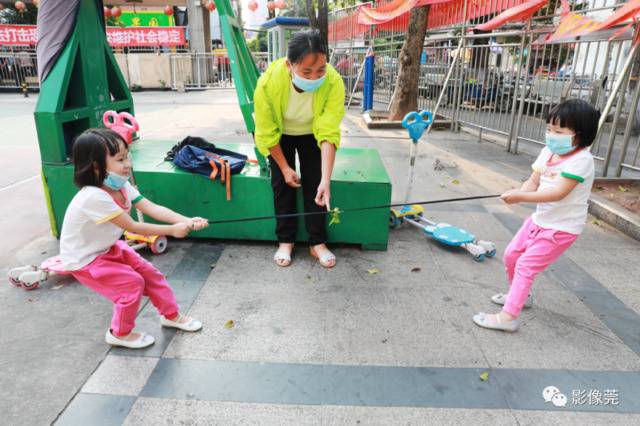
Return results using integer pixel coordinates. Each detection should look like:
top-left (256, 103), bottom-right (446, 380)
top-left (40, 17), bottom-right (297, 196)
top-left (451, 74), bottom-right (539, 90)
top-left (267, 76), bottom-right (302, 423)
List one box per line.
top-left (59, 182), bottom-right (142, 270)
top-left (531, 146), bottom-right (594, 235)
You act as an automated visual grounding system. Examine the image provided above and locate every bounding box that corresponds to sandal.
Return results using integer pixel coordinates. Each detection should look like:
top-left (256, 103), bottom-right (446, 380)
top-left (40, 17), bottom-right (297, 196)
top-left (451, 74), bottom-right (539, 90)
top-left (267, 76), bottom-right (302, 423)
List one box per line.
top-left (274, 245), bottom-right (293, 267)
top-left (472, 312), bottom-right (521, 332)
top-left (161, 315), bottom-right (203, 332)
top-left (309, 245), bottom-right (336, 269)
top-left (105, 330), bottom-right (155, 349)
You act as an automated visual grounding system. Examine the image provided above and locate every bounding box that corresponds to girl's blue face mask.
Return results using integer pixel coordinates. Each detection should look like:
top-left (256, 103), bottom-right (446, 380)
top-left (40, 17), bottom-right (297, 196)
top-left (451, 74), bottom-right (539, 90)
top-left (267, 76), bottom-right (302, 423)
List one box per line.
top-left (103, 171), bottom-right (129, 190)
top-left (545, 132), bottom-right (576, 155)
top-left (291, 69), bottom-right (326, 93)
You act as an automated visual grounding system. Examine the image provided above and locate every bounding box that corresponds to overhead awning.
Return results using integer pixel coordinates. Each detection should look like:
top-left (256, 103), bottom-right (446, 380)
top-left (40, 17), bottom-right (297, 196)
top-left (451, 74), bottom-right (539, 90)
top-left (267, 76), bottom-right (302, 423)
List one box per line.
top-left (474, 0), bottom-right (547, 32)
top-left (545, 0), bottom-right (640, 44)
top-left (358, 0), bottom-right (452, 27)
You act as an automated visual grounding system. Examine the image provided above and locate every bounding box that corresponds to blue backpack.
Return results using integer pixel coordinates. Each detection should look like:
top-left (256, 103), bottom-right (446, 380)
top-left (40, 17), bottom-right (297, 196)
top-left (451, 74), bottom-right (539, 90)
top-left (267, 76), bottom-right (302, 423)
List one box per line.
top-left (173, 145), bottom-right (248, 200)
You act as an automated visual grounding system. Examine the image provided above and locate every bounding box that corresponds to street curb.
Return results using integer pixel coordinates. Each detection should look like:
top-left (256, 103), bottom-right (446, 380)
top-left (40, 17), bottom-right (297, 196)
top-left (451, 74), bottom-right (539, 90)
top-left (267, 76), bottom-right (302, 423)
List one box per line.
top-left (589, 193), bottom-right (640, 242)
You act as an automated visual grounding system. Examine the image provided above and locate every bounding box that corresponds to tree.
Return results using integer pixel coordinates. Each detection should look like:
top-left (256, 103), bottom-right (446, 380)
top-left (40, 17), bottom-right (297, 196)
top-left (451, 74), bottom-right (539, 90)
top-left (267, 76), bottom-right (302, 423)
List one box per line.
top-left (387, 6), bottom-right (429, 120)
top-left (248, 30), bottom-right (268, 52)
top-left (306, 0), bottom-right (329, 47)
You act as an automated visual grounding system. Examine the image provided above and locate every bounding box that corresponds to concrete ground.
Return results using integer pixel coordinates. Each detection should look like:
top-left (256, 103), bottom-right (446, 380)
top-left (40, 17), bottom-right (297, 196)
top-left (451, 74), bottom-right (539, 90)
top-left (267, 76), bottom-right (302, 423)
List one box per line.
top-left (1, 90), bottom-right (639, 426)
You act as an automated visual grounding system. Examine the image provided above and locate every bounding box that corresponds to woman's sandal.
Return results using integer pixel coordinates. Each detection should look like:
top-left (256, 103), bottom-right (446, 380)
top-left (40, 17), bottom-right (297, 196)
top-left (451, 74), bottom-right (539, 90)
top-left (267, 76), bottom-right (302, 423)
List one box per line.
top-left (309, 246), bottom-right (336, 269)
top-left (274, 246), bottom-right (293, 267)
top-left (105, 330), bottom-right (155, 349)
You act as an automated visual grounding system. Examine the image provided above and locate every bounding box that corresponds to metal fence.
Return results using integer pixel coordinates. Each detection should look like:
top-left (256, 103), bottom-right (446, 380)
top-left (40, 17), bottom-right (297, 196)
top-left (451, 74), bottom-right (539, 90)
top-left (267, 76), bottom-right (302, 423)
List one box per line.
top-left (329, 0), bottom-right (640, 177)
top-left (0, 49), bottom-right (38, 89)
top-left (169, 52), bottom-right (268, 90)
top-left (0, 46), bottom-right (269, 92)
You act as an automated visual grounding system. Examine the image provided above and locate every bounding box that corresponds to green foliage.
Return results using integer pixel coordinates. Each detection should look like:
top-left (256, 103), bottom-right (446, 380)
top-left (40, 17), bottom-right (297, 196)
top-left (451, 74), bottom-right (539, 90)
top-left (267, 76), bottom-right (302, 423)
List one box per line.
top-left (248, 31), bottom-right (268, 52)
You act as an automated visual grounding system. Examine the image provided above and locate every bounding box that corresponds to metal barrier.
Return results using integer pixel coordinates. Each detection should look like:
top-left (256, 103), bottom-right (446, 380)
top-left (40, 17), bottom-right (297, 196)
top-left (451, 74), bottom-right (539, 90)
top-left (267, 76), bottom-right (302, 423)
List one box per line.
top-left (328, 0), bottom-right (640, 177)
top-left (0, 50), bottom-right (38, 89)
top-left (169, 51), bottom-right (268, 90)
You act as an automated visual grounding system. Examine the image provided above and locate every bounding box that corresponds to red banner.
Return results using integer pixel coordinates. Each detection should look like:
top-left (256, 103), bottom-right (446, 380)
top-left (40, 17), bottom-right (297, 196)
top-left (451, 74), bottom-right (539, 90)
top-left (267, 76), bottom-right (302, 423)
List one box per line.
top-left (0, 25), bottom-right (186, 46)
top-left (0, 25), bottom-right (37, 45)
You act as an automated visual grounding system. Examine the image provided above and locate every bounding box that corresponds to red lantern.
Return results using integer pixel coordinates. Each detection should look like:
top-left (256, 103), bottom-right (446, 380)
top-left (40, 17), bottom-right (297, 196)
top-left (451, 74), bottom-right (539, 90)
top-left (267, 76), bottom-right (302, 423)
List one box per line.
top-left (248, 0), bottom-right (258, 12)
top-left (111, 6), bottom-right (122, 18)
top-left (164, 5), bottom-right (174, 16)
top-left (206, 1), bottom-right (216, 12)
top-left (14, 1), bottom-right (26, 11)
top-left (267, 1), bottom-right (276, 11)
top-left (275, 0), bottom-right (286, 9)
top-left (103, 6), bottom-right (111, 18)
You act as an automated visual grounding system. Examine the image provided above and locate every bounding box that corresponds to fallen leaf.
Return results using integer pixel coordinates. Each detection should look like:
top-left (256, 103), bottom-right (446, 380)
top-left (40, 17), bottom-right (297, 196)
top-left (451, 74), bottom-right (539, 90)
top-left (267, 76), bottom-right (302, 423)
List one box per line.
top-left (328, 208), bottom-right (341, 226)
top-left (452, 179), bottom-right (460, 185)
top-left (224, 320), bottom-right (234, 329)
top-left (51, 285), bottom-right (63, 291)
top-left (618, 185), bottom-right (628, 192)
top-left (411, 267), bottom-right (421, 272)
top-left (367, 268), bottom-right (380, 275)
top-left (479, 372), bottom-right (489, 381)
top-left (591, 219), bottom-right (601, 226)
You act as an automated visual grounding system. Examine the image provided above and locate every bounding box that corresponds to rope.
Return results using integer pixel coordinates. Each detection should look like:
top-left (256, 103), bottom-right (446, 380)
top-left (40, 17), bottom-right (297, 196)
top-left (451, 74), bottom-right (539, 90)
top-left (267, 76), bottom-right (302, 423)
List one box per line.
top-left (204, 194), bottom-right (501, 225)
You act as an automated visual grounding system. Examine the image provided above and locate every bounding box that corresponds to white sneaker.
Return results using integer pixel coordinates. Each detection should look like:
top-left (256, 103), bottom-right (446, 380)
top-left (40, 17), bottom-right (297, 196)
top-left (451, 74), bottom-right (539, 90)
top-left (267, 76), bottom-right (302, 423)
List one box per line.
top-left (105, 330), bottom-right (155, 349)
top-left (491, 293), bottom-right (533, 309)
top-left (161, 315), bottom-right (203, 332)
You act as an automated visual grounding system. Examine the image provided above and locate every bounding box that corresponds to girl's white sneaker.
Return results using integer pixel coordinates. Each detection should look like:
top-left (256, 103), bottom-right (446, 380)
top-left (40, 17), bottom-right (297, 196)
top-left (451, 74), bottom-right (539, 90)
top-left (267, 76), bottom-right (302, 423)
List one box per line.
top-left (105, 330), bottom-right (155, 349)
top-left (161, 315), bottom-right (203, 332)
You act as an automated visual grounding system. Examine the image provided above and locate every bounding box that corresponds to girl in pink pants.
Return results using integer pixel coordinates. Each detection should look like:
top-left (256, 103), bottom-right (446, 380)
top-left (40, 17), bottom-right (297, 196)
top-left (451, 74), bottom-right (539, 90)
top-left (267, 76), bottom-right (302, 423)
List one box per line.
top-left (58, 129), bottom-right (209, 348)
top-left (473, 99), bottom-right (599, 332)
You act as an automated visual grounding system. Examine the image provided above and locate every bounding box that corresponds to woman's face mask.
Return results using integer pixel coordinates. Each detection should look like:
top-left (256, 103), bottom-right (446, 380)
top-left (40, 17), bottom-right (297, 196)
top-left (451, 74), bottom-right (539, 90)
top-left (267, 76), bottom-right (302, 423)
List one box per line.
top-left (291, 70), bottom-right (326, 92)
top-left (288, 54), bottom-right (327, 93)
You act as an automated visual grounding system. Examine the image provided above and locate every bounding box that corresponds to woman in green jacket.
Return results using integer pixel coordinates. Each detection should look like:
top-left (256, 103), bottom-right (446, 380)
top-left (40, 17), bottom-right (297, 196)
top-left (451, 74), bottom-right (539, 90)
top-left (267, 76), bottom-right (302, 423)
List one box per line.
top-left (254, 30), bottom-right (345, 268)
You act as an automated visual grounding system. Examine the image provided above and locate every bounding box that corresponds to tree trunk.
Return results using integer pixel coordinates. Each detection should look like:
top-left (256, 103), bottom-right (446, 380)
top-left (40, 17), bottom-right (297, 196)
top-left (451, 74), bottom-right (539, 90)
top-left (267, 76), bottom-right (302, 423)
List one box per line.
top-left (388, 6), bottom-right (429, 121)
top-left (306, 0), bottom-right (329, 48)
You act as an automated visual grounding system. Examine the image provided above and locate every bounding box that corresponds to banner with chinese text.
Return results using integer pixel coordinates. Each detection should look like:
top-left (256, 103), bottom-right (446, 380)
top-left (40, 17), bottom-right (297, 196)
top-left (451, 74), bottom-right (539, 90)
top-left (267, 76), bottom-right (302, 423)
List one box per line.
top-left (0, 25), bottom-right (186, 47)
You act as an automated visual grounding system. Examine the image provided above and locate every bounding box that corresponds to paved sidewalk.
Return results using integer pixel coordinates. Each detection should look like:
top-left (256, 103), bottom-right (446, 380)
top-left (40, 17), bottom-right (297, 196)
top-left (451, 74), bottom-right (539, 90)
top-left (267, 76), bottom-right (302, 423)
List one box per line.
top-left (1, 91), bottom-right (639, 426)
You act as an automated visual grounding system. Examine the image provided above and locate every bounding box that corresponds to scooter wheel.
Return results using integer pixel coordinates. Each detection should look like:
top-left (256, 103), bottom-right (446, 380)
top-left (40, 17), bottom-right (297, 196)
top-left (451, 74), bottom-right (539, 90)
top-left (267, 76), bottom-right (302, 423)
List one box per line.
top-left (389, 211), bottom-right (402, 229)
top-left (486, 249), bottom-right (497, 258)
top-left (149, 236), bottom-right (168, 255)
top-left (22, 280), bottom-right (40, 291)
top-left (473, 253), bottom-right (486, 262)
top-left (9, 277), bottom-right (23, 288)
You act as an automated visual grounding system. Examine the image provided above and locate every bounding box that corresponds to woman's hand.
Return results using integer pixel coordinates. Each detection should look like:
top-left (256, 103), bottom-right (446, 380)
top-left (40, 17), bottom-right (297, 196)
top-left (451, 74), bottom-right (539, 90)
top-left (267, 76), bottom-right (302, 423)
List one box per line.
top-left (283, 167), bottom-right (301, 188)
top-left (171, 222), bottom-right (191, 238)
top-left (315, 180), bottom-right (331, 210)
top-left (500, 189), bottom-right (523, 204)
top-left (188, 217), bottom-right (209, 231)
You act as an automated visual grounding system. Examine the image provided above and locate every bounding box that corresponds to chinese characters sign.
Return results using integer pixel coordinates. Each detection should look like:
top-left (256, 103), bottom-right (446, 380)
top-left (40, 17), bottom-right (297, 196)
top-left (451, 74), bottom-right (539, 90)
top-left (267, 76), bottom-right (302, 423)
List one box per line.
top-left (106, 27), bottom-right (186, 47)
top-left (0, 25), bottom-right (186, 47)
top-left (0, 25), bottom-right (37, 45)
